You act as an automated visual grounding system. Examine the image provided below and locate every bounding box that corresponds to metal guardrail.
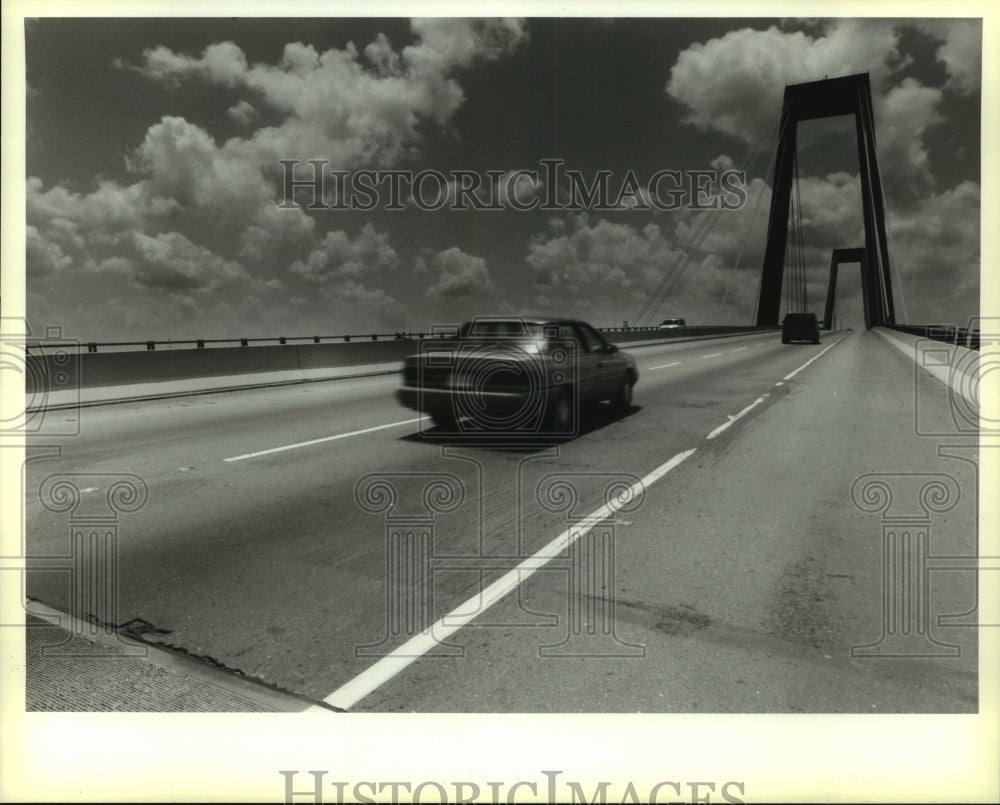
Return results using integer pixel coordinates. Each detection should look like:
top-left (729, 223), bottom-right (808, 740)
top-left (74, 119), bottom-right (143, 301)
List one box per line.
top-left (23, 332), bottom-right (456, 354)
top-left (23, 325), bottom-right (766, 354)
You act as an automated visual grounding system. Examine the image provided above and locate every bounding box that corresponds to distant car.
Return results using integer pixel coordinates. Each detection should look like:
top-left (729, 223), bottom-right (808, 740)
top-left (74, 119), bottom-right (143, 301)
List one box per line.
top-left (658, 318), bottom-right (686, 329)
top-left (396, 316), bottom-right (638, 436)
top-left (782, 312), bottom-right (821, 344)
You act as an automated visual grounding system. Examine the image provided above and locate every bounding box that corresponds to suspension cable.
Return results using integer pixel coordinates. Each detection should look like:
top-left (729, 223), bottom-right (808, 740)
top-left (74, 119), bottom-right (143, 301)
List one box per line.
top-left (633, 108), bottom-right (783, 328)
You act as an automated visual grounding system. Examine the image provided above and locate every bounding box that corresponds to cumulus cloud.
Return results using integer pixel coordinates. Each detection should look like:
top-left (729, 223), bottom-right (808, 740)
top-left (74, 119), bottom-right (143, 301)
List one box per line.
top-left (914, 19), bottom-right (981, 95)
top-left (527, 215), bottom-right (677, 295)
top-left (666, 20), bottom-right (903, 144)
top-left (122, 231), bottom-right (253, 292)
top-left (886, 180), bottom-right (980, 321)
top-left (227, 99), bottom-right (259, 126)
top-left (876, 78), bottom-right (943, 199)
top-left (419, 246), bottom-right (495, 299)
top-left (664, 19), bottom-right (957, 197)
top-left (126, 19), bottom-right (528, 169)
top-left (288, 224), bottom-right (400, 305)
top-left (26, 225), bottom-right (72, 277)
top-left (27, 21), bottom-right (528, 338)
top-left (128, 116), bottom-right (272, 219)
top-left (27, 175), bottom-right (179, 234)
top-left (126, 41), bottom-right (249, 87)
top-left (238, 203), bottom-right (315, 263)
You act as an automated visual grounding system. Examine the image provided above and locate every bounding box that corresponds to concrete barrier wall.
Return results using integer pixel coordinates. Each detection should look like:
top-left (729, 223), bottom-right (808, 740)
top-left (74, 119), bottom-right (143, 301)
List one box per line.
top-left (25, 341), bottom-right (421, 394)
top-left (25, 327), bottom-right (770, 395)
top-left (295, 340), bottom-right (416, 370)
top-left (26, 344), bottom-right (303, 391)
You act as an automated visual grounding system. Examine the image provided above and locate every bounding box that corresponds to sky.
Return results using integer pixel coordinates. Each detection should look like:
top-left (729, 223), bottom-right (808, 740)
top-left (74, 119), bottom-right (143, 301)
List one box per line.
top-left (21, 16), bottom-right (983, 341)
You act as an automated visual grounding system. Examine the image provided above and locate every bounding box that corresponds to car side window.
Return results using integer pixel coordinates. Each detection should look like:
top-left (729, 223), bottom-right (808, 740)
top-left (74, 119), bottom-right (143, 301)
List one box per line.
top-left (575, 323), bottom-right (606, 353)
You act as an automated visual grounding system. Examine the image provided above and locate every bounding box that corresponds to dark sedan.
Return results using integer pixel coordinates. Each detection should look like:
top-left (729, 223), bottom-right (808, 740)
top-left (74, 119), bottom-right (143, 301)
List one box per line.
top-left (397, 316), bottom-right (638, 437)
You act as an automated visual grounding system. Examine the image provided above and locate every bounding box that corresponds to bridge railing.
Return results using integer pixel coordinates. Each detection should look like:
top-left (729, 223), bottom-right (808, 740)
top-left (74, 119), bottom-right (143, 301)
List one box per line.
top-left (21, 332), bottom-right (462, 354)
top-left (23, 325), bottom-right (769, 354)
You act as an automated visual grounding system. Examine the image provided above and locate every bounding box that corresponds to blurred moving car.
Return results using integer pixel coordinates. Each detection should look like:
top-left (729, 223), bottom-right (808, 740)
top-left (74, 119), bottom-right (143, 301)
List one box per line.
top-left (397, 316), bottom-right (638, 436)
top-left (658, 318), bottom-right (686, 329)
top-left (782, 312), bottom-right (821, 344)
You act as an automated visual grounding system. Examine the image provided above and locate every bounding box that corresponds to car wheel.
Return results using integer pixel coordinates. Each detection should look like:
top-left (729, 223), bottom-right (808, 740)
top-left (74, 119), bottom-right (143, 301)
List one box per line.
top-left (546, 387), bottom-right (575, 435)
top-left (613, 374), bottom-right (634, 414)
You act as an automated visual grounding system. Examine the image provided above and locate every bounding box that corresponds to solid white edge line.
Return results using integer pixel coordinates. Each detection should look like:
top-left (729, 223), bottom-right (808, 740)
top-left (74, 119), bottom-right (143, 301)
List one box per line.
top-left (782, 332), bottom-right (850, 381)
top-left (706, 395), bottom-right (769, 440)
top-left (321, 447), bottom-right (698, 711)
top-left (224, 416), bottom-right (429, 462)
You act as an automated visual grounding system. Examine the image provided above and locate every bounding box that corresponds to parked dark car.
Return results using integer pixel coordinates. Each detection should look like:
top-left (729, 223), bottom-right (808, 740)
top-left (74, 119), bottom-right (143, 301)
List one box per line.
top-left (782, 312), bottom-right (821, 344)
top-left (397, 316), bottom-right (638, 437)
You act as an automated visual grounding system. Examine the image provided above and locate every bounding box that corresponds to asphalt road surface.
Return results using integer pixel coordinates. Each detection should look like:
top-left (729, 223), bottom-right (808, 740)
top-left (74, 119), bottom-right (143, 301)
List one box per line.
top-left (23, 330), bottom-right (979, 712)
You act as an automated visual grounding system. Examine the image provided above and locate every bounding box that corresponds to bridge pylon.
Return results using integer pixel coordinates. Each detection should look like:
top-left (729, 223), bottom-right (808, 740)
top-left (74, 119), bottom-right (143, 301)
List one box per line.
top-left (823, 248), bottom-right (868, 330)
top-left (756, 73), bottom-right (894, 329)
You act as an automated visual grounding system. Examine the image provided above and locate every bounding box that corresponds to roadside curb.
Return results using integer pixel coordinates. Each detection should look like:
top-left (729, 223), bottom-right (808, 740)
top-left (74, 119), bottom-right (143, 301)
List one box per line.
top-left (23, 600), bottom-right (335, 713)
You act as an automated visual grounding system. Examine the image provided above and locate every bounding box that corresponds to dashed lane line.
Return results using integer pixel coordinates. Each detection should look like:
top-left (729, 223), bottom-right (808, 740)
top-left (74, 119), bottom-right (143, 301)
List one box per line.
top-left (782, 332), bottom-right (852, 381)
top-left (706, 394), bottom-right (770, 440)
top-left (223, 416), bottom-right (429, 462)
top-left (705, 332), bottom-right (852, 441)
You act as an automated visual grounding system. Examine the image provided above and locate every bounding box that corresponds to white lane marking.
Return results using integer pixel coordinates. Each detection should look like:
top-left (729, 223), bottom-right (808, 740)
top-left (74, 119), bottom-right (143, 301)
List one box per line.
top-left (706, 395), bottom-right (770, 440)
top-left (782, 333), bottom-right (850, 381)
top-left (223, 416), bottom-right (428, 462)
top-left (321, 448), bottom-right (698, 711)
top-left (706, 333), bottom-right (849, 440)
top-left (644, 338), bottom-right (771, 371)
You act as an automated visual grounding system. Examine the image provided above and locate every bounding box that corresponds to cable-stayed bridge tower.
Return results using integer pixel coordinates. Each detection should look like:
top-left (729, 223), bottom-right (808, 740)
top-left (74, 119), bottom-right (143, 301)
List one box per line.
top-left (756, 73), bottom-right (894, 329)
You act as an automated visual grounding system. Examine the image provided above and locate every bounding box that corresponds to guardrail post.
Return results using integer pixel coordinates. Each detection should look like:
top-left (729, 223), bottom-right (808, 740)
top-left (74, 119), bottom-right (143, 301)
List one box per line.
top-left (87, 342), bottom-right (97, 353)
top-left (196, 339), bottom-right (205, 349)
top-left (240, 337), bottom-right (248, 347)
top-left (313, 336), bottom-right (320, 343)
top-left (371, 334), bottom-right (377, 341)
top-left (279, 336), bottom-right (287, 345)
top-left (344, 335), bottom-right (351, 342)
top-left (145, 340), bottom-right (155, 351)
